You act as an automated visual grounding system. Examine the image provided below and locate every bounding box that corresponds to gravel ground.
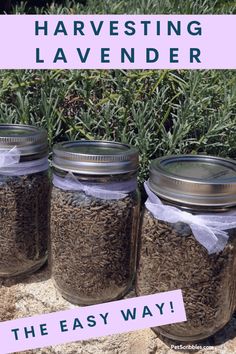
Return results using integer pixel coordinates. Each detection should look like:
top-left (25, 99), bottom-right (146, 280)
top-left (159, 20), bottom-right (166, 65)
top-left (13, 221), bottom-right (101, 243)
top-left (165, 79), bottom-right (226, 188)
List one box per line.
top-left (1, 265), bottom-right (236, 354)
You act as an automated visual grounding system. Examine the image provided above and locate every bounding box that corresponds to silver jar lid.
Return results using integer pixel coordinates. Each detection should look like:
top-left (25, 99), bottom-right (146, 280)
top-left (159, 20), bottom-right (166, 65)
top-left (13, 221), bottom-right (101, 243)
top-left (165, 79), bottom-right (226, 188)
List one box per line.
top-left (0, 124), bottom-right (48, 157)
top-left (149, 155), bottom-right (236, 207)
top-left (52, 140), bottom-right (139, 175)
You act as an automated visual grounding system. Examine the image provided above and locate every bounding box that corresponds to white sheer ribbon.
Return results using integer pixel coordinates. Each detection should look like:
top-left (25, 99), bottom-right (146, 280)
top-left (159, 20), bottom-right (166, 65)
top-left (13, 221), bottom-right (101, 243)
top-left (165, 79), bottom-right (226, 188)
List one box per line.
top-left (53, 173), bottom-right (137, 200)
top-left (0, 147), bottom-right (49, 176)
top-left (144, 181), bottom-right (236, 254)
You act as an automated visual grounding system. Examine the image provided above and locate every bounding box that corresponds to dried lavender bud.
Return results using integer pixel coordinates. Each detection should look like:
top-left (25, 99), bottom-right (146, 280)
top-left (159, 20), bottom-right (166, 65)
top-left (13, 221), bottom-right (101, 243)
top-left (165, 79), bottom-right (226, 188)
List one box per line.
top-left (50, 187), bottom-right (139, 305)
top-left (136, 209), bottom-right (236, 341)
top-left (0, 171), bottom-right (50, 277)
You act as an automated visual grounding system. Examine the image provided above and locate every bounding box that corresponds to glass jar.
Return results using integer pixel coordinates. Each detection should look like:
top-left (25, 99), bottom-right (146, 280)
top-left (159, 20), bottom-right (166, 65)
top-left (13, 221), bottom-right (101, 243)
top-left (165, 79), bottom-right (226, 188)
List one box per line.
top-left (136, 155), bottom-right (236, 342)
top-left (0, 124), bottom-right (50, 277)
top-left (50, 140), bottom-right (140, 305)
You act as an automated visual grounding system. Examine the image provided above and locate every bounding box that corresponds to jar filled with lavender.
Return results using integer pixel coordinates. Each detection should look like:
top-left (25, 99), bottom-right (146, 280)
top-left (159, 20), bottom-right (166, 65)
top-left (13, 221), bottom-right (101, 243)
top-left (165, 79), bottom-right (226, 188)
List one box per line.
top-left (136, 155), bottom-right (236, 342)
top-left (0, 124), bottom-right (50, 277)
top-left (50, 140), bottom-right (140, 305)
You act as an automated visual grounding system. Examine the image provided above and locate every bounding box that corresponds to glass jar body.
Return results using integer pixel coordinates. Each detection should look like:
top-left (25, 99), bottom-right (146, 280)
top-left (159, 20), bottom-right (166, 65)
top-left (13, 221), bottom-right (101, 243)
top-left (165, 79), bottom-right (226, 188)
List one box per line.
top-left (50, 172), bottom-right (140, 305)
top-left (0, 170), bottom-right (50, 277)
top-left (136, 205), bottom-right (236, 342)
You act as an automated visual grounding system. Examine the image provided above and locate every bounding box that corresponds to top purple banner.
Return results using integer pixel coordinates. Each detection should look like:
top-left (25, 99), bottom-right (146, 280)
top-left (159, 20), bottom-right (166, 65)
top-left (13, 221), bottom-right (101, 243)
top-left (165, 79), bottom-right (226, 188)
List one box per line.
top-left (0, 15), bottom-right (235, 69)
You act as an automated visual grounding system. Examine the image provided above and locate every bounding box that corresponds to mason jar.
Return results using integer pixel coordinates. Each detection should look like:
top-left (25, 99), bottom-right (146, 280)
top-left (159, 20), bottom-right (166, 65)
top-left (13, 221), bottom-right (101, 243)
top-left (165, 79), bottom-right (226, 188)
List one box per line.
top-left (50, 140), bottom-right (140, 305)
top-left (0, 124), bottom-right (50, 277)
top-left (136, 155), bottom-right (236, 342)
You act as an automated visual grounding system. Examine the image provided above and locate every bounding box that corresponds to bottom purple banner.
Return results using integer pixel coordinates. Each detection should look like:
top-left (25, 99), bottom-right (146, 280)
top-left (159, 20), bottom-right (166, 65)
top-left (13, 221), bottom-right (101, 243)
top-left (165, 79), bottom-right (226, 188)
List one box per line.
top-left (0, 290), bottom-right (186, 353)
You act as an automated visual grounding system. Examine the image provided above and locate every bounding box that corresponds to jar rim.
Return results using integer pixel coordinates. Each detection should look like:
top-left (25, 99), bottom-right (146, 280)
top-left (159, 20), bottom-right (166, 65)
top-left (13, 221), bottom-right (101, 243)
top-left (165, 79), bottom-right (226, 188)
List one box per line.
top-left (52, 140), bottom-right (139, 175)
top-left (149, 154), bottom-right (236, 207)
top-left (0, 124), bottom-right (48, 158)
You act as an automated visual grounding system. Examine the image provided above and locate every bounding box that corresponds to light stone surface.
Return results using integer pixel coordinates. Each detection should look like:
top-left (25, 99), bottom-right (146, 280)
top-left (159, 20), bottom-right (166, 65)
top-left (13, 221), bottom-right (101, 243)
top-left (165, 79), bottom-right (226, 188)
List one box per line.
top-left (1, 265), bottom-right (236, 354)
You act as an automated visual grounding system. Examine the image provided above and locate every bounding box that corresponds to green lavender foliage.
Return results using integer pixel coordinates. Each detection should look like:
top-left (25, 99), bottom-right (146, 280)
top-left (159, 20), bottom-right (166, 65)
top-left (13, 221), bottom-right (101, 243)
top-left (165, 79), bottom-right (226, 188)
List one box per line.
top-left (0, 1), bottom-right (235, 183)
top-left (11, 0), bottom-right (236, 14)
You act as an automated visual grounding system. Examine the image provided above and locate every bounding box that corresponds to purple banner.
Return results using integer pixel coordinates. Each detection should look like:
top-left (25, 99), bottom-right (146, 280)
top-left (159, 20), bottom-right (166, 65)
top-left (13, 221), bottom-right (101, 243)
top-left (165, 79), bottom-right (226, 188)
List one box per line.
top-left (0, 15), bottom-right (235, 69)
top-left (0, 290), bottom-right (186, 353)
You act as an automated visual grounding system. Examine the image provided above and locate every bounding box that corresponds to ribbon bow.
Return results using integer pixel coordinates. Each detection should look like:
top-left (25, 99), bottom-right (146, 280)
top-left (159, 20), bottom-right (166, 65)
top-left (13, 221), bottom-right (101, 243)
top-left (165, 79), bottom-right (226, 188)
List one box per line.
top-left (0, 147), bottom-right (49, 176)
top-left (53, 173), bottom-right (137, 201)
top-left (0, 147), bottom-right (20, 168)
top-left (144, 181), bottom-right (236, 254)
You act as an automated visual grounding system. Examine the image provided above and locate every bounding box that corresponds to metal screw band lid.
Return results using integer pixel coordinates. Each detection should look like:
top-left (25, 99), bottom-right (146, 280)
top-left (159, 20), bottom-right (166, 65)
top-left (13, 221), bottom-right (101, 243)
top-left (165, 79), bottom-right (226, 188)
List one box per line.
top-left (52, 140), bottom-right (139, 175)
top-left (149, 155), bottom-right (236, 207)
top-left (0, 124), bottom-right (48, 157)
